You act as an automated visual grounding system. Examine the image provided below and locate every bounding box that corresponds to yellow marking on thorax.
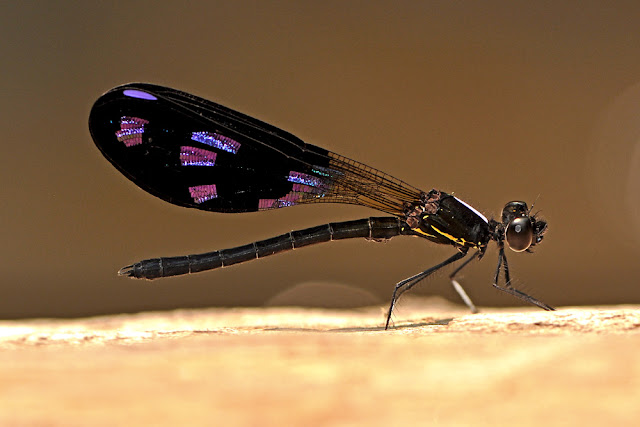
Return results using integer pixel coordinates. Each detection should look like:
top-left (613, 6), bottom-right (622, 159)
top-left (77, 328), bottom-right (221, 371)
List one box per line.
top-left (412, 215), bottom-right (484, 248)
top-left (431, 225), bottom-right (463, 243)
top-left (431, 225), bottom-right (481, 248)
top-left (411, 227), bottom-right (436, 238)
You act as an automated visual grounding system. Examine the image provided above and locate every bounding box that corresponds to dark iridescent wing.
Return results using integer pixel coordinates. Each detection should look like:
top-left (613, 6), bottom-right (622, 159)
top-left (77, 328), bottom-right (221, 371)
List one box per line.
top-left (89, 83), bottom-right (423, 215)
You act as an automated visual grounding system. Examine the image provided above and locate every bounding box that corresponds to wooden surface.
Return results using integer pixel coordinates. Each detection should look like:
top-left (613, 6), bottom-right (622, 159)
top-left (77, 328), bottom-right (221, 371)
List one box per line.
top-left (1, 298), bottom-right (639, 426)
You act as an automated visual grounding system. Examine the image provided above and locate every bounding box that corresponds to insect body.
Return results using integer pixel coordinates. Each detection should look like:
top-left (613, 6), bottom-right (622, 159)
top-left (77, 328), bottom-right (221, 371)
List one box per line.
top-left (89, 83), bottom-right (553, 329)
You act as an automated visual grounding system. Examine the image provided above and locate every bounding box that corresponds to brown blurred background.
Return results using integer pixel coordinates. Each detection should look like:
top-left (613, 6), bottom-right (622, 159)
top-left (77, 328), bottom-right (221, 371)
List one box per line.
top-left (1, 1), bottom-right (639, 318)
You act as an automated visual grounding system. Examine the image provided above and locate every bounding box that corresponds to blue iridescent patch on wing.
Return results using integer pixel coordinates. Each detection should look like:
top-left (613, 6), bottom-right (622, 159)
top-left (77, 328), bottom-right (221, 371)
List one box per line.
top-left (191, 131), bottom-right (241, 154)
top-left (288, 171), bottom-right (324, 187)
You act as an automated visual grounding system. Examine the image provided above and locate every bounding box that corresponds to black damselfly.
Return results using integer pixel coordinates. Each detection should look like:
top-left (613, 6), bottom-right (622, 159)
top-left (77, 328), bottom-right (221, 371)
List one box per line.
top-left (89, 83), bottom-right (553, 329)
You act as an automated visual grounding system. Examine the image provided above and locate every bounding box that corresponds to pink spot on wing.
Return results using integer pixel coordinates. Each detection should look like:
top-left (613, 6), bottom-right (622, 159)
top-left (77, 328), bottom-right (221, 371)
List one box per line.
top-left (180, 146), bottom-right (217, 166)
top-left (116, 117), bottom-right (149, 147)
top-left (258, 198), bottom-right (297, 210)
top-left (258, 191), bottom-right (302, 210)
top-left (189, 184), bottom-right (218, 204)
top-left (258, 180), bottom-right (328, 210)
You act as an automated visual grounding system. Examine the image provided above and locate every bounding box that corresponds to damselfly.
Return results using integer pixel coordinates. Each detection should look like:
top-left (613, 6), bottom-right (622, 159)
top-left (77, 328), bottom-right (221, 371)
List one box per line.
top-left (89, 83), bottom-right (553, 329)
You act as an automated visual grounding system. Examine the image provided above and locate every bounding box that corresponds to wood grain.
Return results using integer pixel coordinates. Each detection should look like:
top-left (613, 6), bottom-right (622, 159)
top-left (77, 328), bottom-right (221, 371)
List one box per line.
top-left (1, 298), bottom-right (638, 426)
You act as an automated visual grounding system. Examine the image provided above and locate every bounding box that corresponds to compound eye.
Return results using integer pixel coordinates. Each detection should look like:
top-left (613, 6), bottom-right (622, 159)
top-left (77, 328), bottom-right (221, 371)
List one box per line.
top-left (506, 217), bottom-right (534, 252)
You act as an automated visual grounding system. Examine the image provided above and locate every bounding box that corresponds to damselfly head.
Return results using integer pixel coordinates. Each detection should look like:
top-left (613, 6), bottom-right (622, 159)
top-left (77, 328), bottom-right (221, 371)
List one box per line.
top-left (502, 201), bottom-right (547, 252)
